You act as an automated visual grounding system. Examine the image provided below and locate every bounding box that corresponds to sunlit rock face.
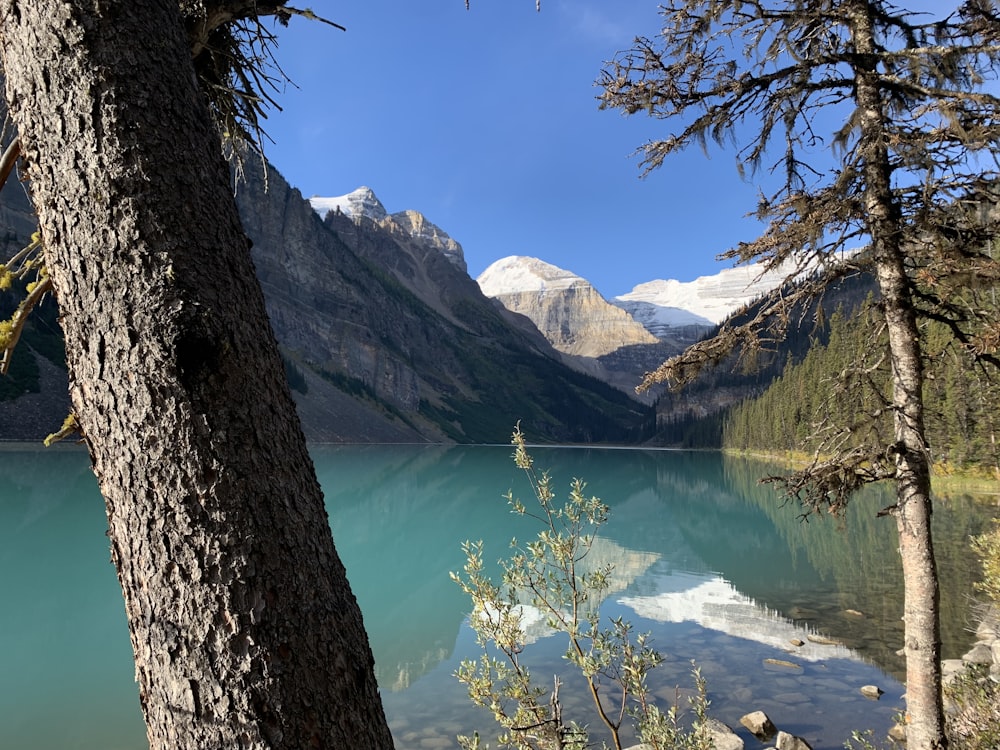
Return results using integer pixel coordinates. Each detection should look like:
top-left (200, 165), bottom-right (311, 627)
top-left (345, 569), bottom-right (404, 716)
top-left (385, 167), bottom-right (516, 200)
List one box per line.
top-left (310, 186), bottom-right (388, 222)
top-left (477, 256), bottom-right (659, 358)
top-left (388, 210), bottom-right (467, 274)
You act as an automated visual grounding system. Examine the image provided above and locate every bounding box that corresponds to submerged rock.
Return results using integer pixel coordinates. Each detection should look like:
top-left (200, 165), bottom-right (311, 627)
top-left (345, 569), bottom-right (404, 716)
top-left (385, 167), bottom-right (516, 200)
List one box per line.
top-left (776, 730), bottom-right (814, 750)
top-left (739, 710), bottom-right (777, 739)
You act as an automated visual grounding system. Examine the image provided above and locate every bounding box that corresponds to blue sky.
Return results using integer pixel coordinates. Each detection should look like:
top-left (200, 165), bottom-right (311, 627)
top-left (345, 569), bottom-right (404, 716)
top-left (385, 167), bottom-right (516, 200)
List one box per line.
top-left (261, 1), bottom-right (952, 298)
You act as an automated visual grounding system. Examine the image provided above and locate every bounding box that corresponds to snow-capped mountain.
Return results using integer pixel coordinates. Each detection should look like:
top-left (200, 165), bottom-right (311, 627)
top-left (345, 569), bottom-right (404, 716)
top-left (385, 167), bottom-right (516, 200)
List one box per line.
top-left (304, 188), bottom-right (789, 402)
top-left (477, 255), bottom-right (590, 295)
top-left (479, 256), bottom-right (787, 344)
top-left (309, 186), bottom-right (388, 222)
top-left (614, 263), bottom-right (788, 329)
top-left (612, 296), bottom-right (715, 341)
top-left (310, 191), bottom-right (786, 335)
top-left (309, 187), bottom-right (466, 272)
top-left (477, 256), bottom-right (658, 358)
top-left (475, 255), bottom-right (794, 400)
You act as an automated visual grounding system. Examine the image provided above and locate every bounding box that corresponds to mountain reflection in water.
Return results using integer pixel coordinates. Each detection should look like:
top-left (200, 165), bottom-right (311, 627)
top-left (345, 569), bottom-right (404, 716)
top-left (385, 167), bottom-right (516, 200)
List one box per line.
top-left (1, 443), bottom-right (996, 750)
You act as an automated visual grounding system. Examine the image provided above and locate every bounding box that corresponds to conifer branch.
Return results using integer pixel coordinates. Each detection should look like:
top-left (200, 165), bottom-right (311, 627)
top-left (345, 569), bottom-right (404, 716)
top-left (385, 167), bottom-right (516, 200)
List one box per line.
top-left (0, 273), bottom-right (52, 376)
top-left (0, 136), bottom-right (20, 187)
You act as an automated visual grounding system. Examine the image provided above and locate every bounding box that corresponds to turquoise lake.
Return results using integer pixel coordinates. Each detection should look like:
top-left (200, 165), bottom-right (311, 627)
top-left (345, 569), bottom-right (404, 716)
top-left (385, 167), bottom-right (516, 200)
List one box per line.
top-left (1, 443), bottom-right (996, 749)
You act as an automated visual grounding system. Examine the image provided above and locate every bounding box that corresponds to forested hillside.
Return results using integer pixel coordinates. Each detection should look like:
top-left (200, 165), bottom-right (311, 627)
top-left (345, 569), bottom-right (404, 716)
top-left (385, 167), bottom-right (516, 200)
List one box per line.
top-left (653, 264), bottom-right (1000, 477)
top-left (650, 272), bottom-right (876, 446)
top-left (723, 300), bottom-right (1000, 475)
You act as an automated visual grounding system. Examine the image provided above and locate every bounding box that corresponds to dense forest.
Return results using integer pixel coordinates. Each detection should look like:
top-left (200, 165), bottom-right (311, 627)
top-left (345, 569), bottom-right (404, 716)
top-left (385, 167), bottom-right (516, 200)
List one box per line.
top-left (650, 273), bottom-right (875, 447)
top-left (653, 265), bottom-right (1000, 479)
top-left (722, 297), bottom-right (1000, 476)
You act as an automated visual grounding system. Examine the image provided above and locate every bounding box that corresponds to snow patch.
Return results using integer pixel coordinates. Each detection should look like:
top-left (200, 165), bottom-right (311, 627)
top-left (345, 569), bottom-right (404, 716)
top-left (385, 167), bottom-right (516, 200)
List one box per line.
top-left (309, 186), bottom-right (388, 221)
top-left (615, 264), bottom-right (787, 326)
top-left (477, 255), bottom-right (590, 296)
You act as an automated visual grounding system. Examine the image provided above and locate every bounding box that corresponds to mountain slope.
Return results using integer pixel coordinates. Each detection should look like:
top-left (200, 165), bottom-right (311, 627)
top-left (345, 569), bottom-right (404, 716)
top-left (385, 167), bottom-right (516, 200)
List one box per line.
top-left (0, 164), bottom-right (651, 443)
top-left (650, 272), bottom-right (878, 446)
top-left (723, 293), bottom-right (1000, 472)
top-left (236, 166), bottom-right (652, 444)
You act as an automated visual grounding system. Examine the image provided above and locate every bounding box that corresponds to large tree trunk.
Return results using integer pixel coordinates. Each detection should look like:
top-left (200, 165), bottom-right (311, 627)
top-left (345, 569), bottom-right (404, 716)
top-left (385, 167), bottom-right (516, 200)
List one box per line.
top-left (0, 2), bottom-right (395, 748)
top-left (851, 3), bottom-right (945, 747)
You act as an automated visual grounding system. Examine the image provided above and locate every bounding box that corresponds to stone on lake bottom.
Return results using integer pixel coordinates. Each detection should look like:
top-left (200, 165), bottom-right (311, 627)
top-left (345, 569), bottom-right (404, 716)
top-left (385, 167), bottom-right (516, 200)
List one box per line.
top-left (806, 633), bottom-right (840, 646)
top-left (418, 737), bottom-right (452, 750)
top-left (776, 730), bottom-right (814, 750)
top-left (739, 710), bottom-right (777, 739)
top-left (763, 657), bottom-right (802, 670)
top-left (705, 718), bottom-right (745, 750)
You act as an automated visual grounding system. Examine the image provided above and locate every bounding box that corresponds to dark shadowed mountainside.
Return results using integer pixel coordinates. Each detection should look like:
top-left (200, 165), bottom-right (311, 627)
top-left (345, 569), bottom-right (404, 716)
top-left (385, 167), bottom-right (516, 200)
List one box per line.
top-left (234, 162), bottom-right (652, 444)
top-left (0, 155), bottom-right (652, 444)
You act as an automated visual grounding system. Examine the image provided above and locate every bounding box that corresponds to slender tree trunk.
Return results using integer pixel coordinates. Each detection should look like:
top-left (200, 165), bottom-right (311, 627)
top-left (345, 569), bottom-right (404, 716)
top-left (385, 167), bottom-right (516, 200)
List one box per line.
top-left (0, 2), bottom-right (395, 748)
top-left (850, 3), bottom-right (945, 747)
top-left (879, 253), bottom-right (946, 750)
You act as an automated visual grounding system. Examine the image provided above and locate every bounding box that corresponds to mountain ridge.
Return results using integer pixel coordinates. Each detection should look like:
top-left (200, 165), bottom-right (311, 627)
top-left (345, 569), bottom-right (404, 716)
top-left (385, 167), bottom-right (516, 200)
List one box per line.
top-left (281, 186), bottom-right (792, 410)
top-left (0, 175), bottom-right (784, 444)
top-left (234, 164), bottom-right (653, 444)
top-left (309, 188), bottom-right (786, 332)
top-left (0, 165), bottom-right (653, 443)
top-left (309, 187), bottom-right (467, 272)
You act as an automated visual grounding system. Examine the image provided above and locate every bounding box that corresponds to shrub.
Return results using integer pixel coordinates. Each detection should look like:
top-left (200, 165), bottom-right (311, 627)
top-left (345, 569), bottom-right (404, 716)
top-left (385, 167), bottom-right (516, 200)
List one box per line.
top-left (451, 425), bottom-right (712, 750)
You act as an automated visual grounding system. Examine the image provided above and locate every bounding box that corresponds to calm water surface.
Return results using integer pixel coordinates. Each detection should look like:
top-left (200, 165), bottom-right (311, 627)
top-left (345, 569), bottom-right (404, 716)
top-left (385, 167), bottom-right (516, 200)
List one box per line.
top-left (1, 444), bottom-right (996, 749)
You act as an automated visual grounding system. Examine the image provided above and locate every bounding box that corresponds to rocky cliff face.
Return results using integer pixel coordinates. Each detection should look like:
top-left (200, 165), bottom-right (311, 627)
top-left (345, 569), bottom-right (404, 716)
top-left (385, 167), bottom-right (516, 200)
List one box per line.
top-left (0, 160), bottom-right (650, 443)
top-left (235, 164), bottom-right (650, 443)
top-left (381, 210), bottom-right (467, 274)
top-left (477, 256), bottom-right (659, 359)
top-left (310, 187), bottom-right (468, 273)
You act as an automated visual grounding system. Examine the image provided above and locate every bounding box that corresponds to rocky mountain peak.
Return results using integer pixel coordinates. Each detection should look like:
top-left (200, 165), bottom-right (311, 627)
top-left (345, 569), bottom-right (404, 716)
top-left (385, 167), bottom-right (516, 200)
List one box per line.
top-left (477, 256), bottom-right (658, 358)
top-left (309, 186), bottom-right (388, 221)
top-left (477, 255), bottom-right (588, 296)
top-left (310, 188), bottom-right (467, 272)
top-left (387, 209), bottom-right (467, 273)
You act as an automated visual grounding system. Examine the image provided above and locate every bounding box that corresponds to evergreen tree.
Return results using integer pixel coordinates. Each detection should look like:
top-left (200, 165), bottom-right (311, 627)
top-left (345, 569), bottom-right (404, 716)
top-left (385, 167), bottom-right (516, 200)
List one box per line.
top-left (599, 3), bottom-right (1000, 747)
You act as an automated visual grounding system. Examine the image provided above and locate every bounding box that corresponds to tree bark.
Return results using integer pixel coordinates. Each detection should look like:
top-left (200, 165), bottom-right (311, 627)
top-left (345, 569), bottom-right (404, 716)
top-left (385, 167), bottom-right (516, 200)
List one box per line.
top-left (878, 241), bottom-right (946, 750)
top-left (0, 2), bottom-right (395, 748)
top-left (850, 2), bottom-right (945, 747)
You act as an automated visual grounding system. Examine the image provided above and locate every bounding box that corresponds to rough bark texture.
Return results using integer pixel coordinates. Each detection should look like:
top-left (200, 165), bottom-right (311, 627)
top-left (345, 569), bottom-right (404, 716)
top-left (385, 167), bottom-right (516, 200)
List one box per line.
top-left (0, 2), bottom-right (394, 748)
top-left (850, 2), bottom-right (945, 747)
